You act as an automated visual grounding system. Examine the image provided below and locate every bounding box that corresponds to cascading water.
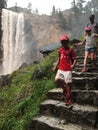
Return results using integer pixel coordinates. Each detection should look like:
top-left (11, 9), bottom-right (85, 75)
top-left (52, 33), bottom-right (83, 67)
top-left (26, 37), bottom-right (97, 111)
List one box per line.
top-left (1, 9), bottom-right (40, 75)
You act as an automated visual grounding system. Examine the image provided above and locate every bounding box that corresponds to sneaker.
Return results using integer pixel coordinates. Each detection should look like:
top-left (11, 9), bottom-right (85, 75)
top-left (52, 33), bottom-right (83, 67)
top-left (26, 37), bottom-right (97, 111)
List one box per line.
top-left (82, 67), bottom-right (86, 72)
top-left (65, 98), bottom-right (73, 106)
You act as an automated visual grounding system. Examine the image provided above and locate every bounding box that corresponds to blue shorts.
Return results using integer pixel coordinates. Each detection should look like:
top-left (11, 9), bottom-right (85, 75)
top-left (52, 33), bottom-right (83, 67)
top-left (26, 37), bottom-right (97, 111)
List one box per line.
top-left (85, 47), bottom-right (97, 52)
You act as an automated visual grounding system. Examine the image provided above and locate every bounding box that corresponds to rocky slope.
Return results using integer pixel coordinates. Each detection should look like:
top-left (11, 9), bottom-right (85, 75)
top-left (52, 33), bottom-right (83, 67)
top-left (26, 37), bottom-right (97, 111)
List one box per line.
top-left (24, 13), bottom-right (71, 49)
top-left (7, 7), bottom-right (74, 48)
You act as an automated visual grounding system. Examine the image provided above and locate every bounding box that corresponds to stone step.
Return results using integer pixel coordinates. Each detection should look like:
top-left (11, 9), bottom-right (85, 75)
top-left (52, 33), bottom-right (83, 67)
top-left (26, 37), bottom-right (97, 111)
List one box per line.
top-left (75, 63), bottom-right (98, 67)
top-left (72, 77), bottom-right (98, 90)
top-left (76, 59), bottom-right (98, 64)
top-left (31, 115), bottom-right (97, 130)
top-left (76, 56), bottom-right (98, 60)
top-left (76, 56), bottom-right (84, 60)
top-left (31, 115), bottom-right (82, 130)
top-left (77, 58), bottom-right (98, 62)
top-left (74, 47), bottom-right (84, 52)
top-left (72, 90), bottom-right (98, 105)
top-left (75, 66), bottom-right (98, 71)
top-left (47, 88), bottom-right (98, 106)
top-left (74, 68), bottom-right (96, 73)
top-left (72, 71), bottom-right (98, 77)
top-left (39, 99), bottom-right (98, 127)
top-left (75, 56), bottom-right (98, 65)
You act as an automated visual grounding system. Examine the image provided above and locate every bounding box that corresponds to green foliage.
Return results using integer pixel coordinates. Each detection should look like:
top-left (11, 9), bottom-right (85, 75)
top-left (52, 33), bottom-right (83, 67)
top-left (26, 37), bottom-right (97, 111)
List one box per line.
top-left (52, 5), bottom-right (56, 16)
top-left (0, 0), bottom-right (7, 8)
top-left (71, 0), bottom-right (98, 21)
top-left (0, 51), bottom-right (58, 130)
top-left (27, 2), bottom-right (32, 13)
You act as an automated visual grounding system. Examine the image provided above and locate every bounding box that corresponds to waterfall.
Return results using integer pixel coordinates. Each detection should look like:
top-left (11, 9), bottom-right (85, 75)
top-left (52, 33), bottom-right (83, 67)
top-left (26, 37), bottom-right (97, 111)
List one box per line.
top-left (1, 9), bottom-right (39, 75)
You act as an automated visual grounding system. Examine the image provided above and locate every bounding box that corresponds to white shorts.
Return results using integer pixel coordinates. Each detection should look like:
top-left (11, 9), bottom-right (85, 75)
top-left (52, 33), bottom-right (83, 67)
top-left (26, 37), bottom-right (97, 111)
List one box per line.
top-left (55, 69), bottom-right (72, 83)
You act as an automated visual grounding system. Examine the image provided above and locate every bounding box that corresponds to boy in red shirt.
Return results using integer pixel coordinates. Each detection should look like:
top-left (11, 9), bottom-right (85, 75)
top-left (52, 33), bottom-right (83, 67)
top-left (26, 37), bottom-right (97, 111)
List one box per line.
top-left (52, 34), bottom-right (76, 106)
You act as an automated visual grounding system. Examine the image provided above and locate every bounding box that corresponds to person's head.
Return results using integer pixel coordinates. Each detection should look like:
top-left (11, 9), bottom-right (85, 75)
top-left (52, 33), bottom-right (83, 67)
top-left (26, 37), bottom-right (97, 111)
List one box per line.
top-left (85, 26), bottom-right (92, 35)
top-left (59, 34), bottom-right (69, 48)
top-left (89, 14), bottom-right (95, 23)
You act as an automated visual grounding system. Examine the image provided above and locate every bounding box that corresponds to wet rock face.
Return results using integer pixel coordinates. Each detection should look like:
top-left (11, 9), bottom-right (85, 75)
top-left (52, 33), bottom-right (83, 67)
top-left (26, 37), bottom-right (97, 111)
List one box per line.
top-left (0, 9), bottom-right (2, 42)
top-left (0, 9), bottom-right (3, 71)
top-left (0, 9), bottom-right (3, 55)
top-left (0, 75), bottom-right (11, 87)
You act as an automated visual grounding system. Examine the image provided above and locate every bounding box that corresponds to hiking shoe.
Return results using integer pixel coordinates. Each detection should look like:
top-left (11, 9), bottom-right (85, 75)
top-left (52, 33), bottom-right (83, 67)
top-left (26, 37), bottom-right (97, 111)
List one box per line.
top-left (82, 67), bottom-right (87, 72)
top-left (65, 98), bottom-right (73, 106)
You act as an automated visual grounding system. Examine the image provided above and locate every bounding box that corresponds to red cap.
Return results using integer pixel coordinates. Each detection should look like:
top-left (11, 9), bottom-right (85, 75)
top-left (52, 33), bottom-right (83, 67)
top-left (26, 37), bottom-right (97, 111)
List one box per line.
top-left (85, 26), bottom-right (92, 31)
top-left (59, 34), bottom-right (69, 42)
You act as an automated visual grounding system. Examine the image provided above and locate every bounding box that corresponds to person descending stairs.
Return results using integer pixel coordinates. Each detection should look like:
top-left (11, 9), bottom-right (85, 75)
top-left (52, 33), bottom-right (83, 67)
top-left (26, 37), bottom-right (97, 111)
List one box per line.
top-left (30, 37), bottom-right (98, 130)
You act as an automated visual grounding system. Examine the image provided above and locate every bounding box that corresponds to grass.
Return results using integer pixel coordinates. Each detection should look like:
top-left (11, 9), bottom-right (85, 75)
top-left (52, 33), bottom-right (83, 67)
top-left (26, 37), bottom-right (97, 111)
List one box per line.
top-left (0, 50), bottom-right (58, 130)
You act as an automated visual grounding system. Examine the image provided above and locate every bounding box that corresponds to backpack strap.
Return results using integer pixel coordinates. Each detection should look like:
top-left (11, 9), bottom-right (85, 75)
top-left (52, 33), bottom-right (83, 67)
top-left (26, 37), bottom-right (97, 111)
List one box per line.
top-left (95, 22), bottom-right (98, 33)
top-left (86, 22), bottom-right (90, 27)
top-left (68, 48), bottom-right (73, 64)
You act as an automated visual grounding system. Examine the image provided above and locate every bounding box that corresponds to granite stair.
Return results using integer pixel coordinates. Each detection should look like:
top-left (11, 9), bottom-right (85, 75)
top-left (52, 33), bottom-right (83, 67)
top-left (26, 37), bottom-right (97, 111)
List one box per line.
top-left (31, 46), bottom-right (98, 130)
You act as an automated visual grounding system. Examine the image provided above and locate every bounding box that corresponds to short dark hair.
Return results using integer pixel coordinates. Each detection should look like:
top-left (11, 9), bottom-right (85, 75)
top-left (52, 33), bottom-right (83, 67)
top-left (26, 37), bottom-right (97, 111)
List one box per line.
top-left (61, 40), bottom-right (69, 44)
top-left (89, 14), bottom-right (95, 19)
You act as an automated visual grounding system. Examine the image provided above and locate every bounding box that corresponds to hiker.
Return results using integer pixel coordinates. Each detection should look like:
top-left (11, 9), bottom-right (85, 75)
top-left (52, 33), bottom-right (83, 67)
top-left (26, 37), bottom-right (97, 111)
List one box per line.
top-left (74, 26), bottom-right (98, 72)
top-left (85, 14), bottom-right (98, 60)
top-left (86, 14), bottom-right (98, 34)
top-left (52, 34), bottom-right (76, 106)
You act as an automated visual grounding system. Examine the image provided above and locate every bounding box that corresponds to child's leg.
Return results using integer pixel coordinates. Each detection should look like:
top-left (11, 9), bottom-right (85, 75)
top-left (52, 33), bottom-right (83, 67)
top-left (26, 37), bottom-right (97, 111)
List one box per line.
top-left (90, 52), bottom-right (95, 61)
top-left (90, 51), bottom-right (96, 67)
top-left (83, 51), bottom-right (89, 66)
top-left (65, 83), bottom-right (71, 98)
top-left (94, 46), bottom-right (97, 60)
top-left (55, 70), bottom-right (67, 99)
top-left (55, 78), bottom-right (65, 89)
top-left (65, 83), bottom-right (72, 105)
top-left (82, 51), bottom-right (89, 72)
top-left (64, 71), bottom-right (72, 105)
top-left (55, 78), bottom-right (67, 100)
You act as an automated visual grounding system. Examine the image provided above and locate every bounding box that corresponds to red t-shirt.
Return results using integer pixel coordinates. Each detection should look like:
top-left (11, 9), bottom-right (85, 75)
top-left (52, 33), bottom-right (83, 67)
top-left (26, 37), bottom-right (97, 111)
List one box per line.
top-left (58, 47), bottom-right (76, 71)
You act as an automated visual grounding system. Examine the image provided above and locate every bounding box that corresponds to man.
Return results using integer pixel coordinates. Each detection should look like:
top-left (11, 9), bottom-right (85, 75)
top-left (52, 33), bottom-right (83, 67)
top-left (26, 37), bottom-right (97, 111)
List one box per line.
top-left (86, 14), bottom-right (98, 33)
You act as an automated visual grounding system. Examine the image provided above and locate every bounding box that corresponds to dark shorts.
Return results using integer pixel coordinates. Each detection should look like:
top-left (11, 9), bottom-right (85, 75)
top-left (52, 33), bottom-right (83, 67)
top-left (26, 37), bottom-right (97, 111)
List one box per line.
top-left (85, 47), bottom-right (97, 52)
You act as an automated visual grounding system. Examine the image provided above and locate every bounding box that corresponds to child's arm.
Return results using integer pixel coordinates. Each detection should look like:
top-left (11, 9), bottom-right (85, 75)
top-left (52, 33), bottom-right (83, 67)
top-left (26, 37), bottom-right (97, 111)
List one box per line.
top-left (71, 59), bottom-right (76, 69)
top-left (70, 49), bottom-right (76, 69)
top-left (74, 38), bottom-right (86, 47)
top-left (52, 59), bottom-right (59, 72)
top-left (94, 33), bottom-right (98, 37)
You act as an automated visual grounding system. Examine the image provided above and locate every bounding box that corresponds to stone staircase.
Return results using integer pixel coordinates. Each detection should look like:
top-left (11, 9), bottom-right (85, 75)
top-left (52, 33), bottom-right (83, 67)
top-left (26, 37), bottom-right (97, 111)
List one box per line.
top-left (31, 46), bottom-right (98, 130)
